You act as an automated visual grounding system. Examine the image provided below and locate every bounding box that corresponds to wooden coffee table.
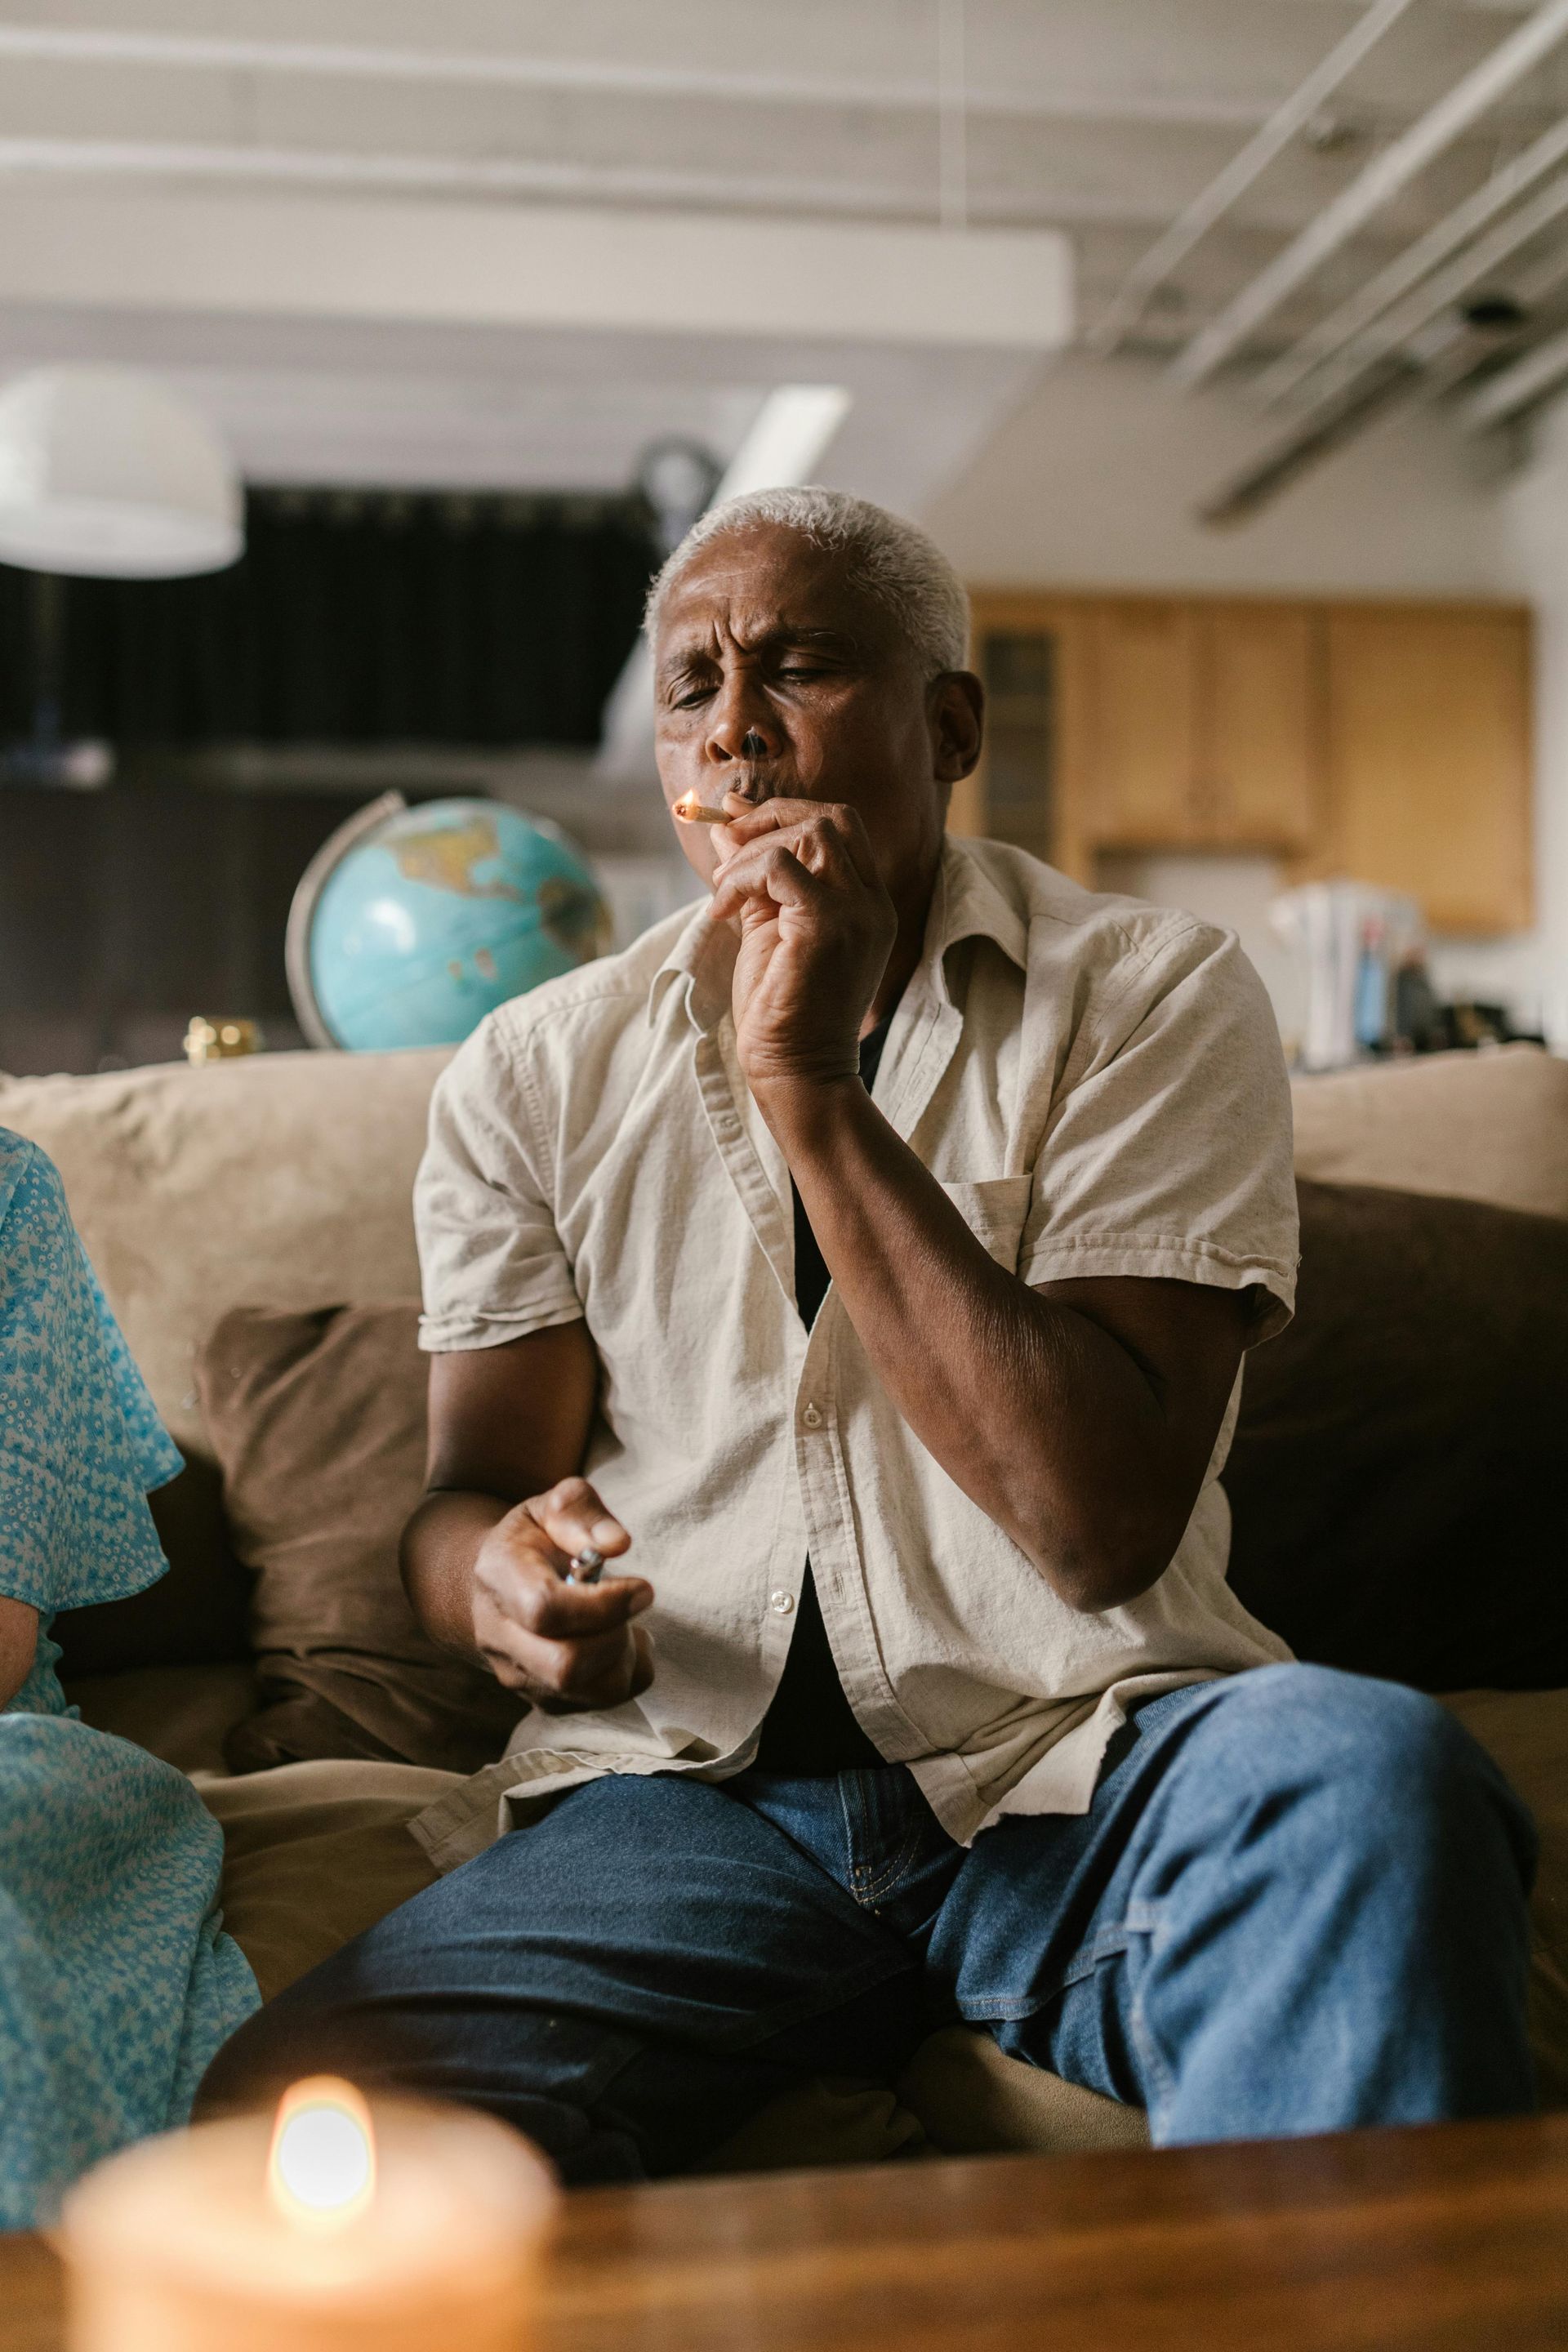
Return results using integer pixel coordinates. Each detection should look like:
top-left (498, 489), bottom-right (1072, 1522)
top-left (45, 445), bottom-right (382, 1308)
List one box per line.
top-left (7, 2114), bottom-right (1568, 2350)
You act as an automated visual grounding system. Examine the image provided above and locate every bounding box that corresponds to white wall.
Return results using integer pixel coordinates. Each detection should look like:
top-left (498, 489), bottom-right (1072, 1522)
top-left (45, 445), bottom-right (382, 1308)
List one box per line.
top-left (1419, 399), bottom-right (1568, 1050)
top-left (920, 354), bottom-right (1513, 599)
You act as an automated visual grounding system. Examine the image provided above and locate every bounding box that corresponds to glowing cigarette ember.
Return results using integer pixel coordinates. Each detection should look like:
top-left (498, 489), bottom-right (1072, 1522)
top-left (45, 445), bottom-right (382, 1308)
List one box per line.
top-left (672, 791), bottom-right (731, 825)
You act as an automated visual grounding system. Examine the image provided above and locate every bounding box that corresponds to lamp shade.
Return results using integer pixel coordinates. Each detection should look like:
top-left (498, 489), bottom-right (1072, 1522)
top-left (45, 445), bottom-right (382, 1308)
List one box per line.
top-left (0, 365), bottom-right (243, 577)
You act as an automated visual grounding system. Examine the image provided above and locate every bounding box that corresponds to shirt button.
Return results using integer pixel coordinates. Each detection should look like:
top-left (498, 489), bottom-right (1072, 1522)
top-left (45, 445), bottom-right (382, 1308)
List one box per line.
top-left (801, 1401), bottom-right (822, 1429)
top-left (769, 1590), bottom-right (795, 1615)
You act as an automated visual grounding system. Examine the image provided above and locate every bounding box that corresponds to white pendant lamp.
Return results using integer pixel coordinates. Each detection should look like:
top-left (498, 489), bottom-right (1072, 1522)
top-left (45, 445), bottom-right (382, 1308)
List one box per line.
top-left (0, 365), bottom-right (243, 577)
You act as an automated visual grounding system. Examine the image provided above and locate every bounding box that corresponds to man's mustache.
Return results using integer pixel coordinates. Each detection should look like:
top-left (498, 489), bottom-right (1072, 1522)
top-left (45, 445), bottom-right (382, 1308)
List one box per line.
top-left (725, 763), bottom-right (786, 804)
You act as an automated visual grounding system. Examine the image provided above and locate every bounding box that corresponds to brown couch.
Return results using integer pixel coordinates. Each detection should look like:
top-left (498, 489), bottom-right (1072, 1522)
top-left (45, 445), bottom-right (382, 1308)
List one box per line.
top-left (2, 1039), bottom-right (1566, 2169)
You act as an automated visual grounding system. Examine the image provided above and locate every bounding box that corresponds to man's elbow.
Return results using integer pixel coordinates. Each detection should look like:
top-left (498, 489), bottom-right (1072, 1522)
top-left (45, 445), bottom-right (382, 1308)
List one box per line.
top-left (1031, 1508), bottom-right (1183, 1615)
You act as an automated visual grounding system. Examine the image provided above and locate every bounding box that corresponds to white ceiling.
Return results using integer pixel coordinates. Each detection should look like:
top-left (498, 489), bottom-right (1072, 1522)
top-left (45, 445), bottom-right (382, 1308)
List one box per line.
top-left (3, 1), bottom-right (1568, 503)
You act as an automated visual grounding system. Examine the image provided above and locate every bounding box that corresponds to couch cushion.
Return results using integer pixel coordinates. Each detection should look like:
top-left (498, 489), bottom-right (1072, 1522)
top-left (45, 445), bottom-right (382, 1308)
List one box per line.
top-left (197, 1303), bottom-right (521, 1775)
top-left (1290, 1044), bottom-right (1568, 1222)
top-left (897, 2027), bottom-right (1150, 2154)
top-left (0, 1047), bottom-right (449, 1466)
top-left (1442, 1687), bottom-right (1568, 2110)
top-left (196, 1759), bottom-right (458, 2003)
top-left (51, 1458), bottom-right (252, 1678)
top-left (1226, 1179), bottom-right (1568, 1691)
top-left (67, 1661), bottom-right (260, 1777)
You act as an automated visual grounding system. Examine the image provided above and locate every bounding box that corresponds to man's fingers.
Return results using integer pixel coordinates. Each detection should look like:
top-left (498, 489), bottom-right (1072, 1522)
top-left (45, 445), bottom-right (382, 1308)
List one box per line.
top-left (523, 1477), bottom-right (630, 1566)
top-left (715, 798), bottom-right (877, 884)
top-left (709, 844), bottom-right (832, 929)
top-left (481, 1619), bottom-right (653, 1711)
top-left (518, 1570), bottom-right (653, 1640)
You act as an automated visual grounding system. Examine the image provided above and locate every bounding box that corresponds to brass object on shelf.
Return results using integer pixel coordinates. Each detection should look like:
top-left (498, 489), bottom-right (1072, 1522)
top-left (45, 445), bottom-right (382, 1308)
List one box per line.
top-left (184, 1017), bottom-right (264, 1067)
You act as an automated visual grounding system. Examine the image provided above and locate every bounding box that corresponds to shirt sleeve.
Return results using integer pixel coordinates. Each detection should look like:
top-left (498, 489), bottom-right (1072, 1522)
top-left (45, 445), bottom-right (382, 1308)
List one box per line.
top-left (414, 1011), bottom-right (586, 1352)
top-left (1018, 919), bottom-right (1298, 1341)
top-left (0, 1133), bottom-right (179, 1615)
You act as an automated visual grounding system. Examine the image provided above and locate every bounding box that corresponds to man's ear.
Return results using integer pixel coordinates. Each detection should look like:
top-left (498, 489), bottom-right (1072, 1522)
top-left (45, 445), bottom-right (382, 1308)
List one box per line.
top-left (929, 670), bottom-right (984, 782)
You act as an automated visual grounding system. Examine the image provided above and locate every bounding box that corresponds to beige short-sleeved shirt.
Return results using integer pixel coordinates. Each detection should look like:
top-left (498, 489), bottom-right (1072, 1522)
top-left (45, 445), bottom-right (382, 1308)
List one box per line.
top-left (409, 837), bottom-right (1298, 1872)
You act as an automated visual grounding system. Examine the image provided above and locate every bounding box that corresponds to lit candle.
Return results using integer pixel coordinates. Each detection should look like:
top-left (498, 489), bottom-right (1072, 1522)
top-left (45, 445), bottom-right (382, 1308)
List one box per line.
top-left (60, 2077), bottom-right (559, 2352)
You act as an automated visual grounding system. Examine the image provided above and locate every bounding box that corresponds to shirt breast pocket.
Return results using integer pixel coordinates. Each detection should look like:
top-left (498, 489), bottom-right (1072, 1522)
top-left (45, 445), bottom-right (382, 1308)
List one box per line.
top-left (938, 1174), bottom-right (1036, 1273)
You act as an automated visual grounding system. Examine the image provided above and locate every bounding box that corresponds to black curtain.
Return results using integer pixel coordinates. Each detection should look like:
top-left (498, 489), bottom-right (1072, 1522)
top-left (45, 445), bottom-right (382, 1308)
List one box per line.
top-left (0, 487), bottom-right (659, 749)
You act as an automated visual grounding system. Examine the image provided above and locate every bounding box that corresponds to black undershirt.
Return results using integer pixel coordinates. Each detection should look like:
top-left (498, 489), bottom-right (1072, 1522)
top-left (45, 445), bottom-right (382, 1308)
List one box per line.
top-left (753, 1010), bottom-right (895, 1775)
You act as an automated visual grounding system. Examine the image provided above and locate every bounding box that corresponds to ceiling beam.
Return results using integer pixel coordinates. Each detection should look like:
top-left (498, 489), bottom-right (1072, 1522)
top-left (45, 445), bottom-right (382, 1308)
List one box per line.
top-left (0, 132), bottom-right (938, 217)
top-left (0, 185), bottom-right (1073, 352)
top-left (0, 21), bottom-right (1283, 132)
top-left (0, 133), bottom-right (1378, 237)
top-left (1258, 155), bottom-right (1568, 422)
top-left (1089, 0), bottom-right (1419, 355)
top-left (1463, 312), bottom-right (1568, 416)
top-left (1256, 100), bottom-right (1568, 405)
top-left (1169, 0), bottom-right (1568, 389)
top-left (1192, 204), bottom-right (1568, 522)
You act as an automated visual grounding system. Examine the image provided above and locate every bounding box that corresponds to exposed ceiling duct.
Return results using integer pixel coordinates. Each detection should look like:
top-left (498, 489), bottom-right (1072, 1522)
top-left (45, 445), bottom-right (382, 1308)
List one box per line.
top-left (1463, 315), bottom-right (1568, 424)
top-left (1262, 162), bottom-right (1568, 427)
top-left (0, 20), bottom-right (1287, 136)
top-left (1255, 104), bottom-right (1568, 410)
top-left (11, 0), bottom-right (1568, 525)
top-left (1168, 0), bottom-right (1568, 391)
top-left (1089, 0), bottom-right (1419, 358)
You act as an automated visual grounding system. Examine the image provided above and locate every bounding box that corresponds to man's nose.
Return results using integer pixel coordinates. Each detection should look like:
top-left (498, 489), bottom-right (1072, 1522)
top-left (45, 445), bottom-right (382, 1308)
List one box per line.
top-left (705, 685), bottom-right (779, 785)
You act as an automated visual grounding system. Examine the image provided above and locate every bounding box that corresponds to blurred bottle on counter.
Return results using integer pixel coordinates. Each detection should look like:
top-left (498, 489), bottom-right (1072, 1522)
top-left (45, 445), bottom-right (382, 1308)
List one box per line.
top-left (1270, 884), bottom-right (1423, 1071)
top-left (1352, 917), bottom-right (1388, 1055)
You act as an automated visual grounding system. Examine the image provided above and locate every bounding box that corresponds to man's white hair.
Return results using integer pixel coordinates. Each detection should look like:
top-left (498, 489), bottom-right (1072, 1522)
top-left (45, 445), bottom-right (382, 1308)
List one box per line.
top-left (644, 486), bottom-right (969, 679)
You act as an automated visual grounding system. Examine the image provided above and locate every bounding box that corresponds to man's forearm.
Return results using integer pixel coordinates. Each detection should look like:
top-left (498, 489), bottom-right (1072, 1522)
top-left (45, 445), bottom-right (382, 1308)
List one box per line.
top-left (757, 1075), bottom-right (1201, 1610)
top-left (401, 1487), bottom-right (510, 1662)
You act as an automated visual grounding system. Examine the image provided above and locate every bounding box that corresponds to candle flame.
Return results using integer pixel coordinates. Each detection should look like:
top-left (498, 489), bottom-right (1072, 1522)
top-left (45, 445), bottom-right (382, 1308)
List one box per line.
top-left (267, 2078), bottom-right (376, 2233)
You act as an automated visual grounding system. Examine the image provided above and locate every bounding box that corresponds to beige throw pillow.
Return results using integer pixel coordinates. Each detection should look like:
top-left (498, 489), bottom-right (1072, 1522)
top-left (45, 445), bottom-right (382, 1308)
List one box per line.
top-left (198, 1303), bottom-right (522, 1775)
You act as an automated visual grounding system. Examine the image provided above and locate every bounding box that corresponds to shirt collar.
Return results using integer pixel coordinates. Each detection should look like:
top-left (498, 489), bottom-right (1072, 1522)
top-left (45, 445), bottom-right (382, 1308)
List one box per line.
top-left (649, 834), bottom-right (1028, 1034)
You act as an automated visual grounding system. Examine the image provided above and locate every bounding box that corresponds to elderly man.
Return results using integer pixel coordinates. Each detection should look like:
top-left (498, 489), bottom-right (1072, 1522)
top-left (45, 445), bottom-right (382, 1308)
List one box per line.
top-left (203, 490), bottom-right (1534, 2170)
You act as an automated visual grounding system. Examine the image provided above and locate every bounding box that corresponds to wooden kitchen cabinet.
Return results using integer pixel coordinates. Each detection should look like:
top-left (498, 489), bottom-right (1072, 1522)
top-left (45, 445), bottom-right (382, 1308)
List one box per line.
top-left (1085, 597), bottom-right (1321, 853)
top-left (1086, 600), bottom-right (1200, 847)
top-left (1321, 606), bottom-right (1532, 935)
top-left (1196, 602), bottom-right (1321, 851)
top-left (963, 588), bottom-right (1530, 935)
top-left (960, 596), bottom-right (1094, 882)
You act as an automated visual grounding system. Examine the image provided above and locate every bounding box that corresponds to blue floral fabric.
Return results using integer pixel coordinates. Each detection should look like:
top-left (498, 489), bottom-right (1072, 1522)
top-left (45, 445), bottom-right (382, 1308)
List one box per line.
top-left (0, 1129), bottom-right (259, 2225)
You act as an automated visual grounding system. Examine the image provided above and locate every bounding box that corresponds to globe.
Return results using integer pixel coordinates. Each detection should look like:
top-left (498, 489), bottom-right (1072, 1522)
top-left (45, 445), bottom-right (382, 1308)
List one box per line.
top-left (286, 793), bottom-right (608, 1052)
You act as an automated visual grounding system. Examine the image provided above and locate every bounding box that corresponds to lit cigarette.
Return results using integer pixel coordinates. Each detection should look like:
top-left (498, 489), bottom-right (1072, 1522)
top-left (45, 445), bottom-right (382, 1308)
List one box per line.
top-left (672, 791), bottom-right (732, 825)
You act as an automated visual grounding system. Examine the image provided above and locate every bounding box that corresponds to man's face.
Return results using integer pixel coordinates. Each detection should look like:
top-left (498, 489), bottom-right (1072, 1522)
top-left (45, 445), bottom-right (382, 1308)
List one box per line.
top-left (652, 522), bottom-right (980, 902)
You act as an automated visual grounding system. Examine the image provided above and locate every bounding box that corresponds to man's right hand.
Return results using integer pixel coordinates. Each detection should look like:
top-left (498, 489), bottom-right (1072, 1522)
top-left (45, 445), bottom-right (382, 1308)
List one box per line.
top-left (470, 1476), bottom-right (654, 1712)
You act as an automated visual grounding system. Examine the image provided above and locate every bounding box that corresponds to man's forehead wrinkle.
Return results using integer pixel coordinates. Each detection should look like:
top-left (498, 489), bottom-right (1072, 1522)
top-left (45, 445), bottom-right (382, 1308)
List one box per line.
top-left (655, 602), bottom-right (866, 676)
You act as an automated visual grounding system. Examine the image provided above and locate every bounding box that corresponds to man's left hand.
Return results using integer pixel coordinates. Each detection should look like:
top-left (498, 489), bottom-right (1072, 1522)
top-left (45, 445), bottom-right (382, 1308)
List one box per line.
top-left (708, 795), bottom-right (897, 1089)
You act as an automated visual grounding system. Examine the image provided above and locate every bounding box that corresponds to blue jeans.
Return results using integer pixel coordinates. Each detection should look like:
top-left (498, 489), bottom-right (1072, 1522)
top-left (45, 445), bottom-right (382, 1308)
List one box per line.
top-left (199, 1666), bottom-right (1537, 2179)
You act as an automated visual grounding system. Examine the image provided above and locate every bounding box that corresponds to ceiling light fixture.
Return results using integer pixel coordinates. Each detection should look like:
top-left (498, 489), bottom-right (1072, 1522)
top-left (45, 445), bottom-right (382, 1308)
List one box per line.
top-left (0, 365), bottom-right (243, 577)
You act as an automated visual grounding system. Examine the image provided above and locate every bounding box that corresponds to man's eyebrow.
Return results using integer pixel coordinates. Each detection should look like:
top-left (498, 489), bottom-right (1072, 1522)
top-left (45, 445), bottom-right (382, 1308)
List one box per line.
top-left (777, 625), bottom-right (861, 652)
top-left (656, 622), bottom-right (861, 676)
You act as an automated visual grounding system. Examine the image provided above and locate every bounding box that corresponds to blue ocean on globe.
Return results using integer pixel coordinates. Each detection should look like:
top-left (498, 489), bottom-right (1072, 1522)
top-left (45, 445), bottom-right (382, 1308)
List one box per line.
top-left (308, 797), bottom-right (608, 1051)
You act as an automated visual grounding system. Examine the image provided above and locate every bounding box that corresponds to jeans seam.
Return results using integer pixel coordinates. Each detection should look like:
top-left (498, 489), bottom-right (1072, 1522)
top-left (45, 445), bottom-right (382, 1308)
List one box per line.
top-left (1129, 1962), bottom-right (1176, 2129)
top-left (858, 1817), bottom-right (926, 1906)
top-left (835, 1773), bottom-right (862, 1898)
top-left (956, 1909), bottom-right (1164, 2023)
